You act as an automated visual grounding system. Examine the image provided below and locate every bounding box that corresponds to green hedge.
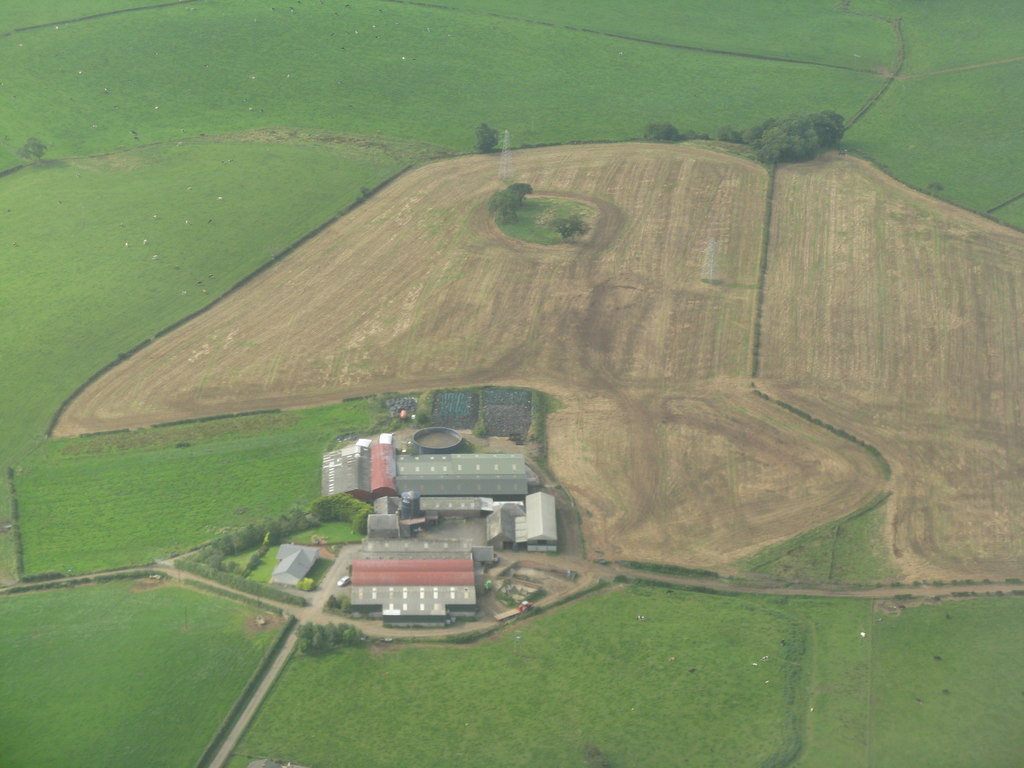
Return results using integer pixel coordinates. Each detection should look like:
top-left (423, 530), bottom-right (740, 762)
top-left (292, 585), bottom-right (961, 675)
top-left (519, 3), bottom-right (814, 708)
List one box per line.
top-left (175, 559), bottom-right (307, 607)
top-left (192, 616), bottom-right (298, 768)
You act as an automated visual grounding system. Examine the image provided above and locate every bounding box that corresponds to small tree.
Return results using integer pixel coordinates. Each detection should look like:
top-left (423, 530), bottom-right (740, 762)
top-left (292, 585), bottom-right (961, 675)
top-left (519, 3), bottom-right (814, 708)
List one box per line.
top-left (16, 137), bottom-right (47, 163)
top-left (552, 213), bottom-right (589, 241)
top-left (296, 577), bottom-right (315, 592)
top-left (475, 123), bottom-right (499, 153)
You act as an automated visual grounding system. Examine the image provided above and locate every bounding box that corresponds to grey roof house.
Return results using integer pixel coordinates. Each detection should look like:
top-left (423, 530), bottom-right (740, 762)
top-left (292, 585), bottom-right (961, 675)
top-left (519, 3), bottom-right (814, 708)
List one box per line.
top-left (271, 544), bottom-right (320, 586)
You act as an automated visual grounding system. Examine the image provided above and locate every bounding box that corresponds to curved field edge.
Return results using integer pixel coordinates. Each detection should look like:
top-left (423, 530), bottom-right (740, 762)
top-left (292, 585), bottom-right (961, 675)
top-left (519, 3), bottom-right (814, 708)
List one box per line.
top-left (0, 135), bottom-right (422, 478)
top-left (0, 579), bottom-right (285, 768)
top-left (759, 155), bottom-right (1024, 580)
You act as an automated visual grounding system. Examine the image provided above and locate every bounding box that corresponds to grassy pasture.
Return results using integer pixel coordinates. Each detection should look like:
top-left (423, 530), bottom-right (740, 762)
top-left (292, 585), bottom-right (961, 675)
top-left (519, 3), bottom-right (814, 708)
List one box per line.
top-left (737, 494), bottom-right (897, 584)
top-left (233, 587), bottom-right (1024, 768)
top-left (15, 400), bottom-right (377, 575)
top-left (0, 138), bottom-right (407, 505)
top-left (0, 0), bottom-right (159, 34)
top-left (437, 0), bottom-right (895, 70)
top-left (992, 196), bottom-right (1024, 230)
top-left (865, 597), bottom-right (1024, 767)
top-left (0, 579), bottom-right (283, 768)
top-left (497, 196), bottom-right (594, 245)
top-left (236, 587), bottom-right (808, 768)
top-left (0, 1), bottom-right (879, 164)
top-left (846, 64), bottom-right (1024, 211)
top-left (852, 0), bottom-right (1024, 74)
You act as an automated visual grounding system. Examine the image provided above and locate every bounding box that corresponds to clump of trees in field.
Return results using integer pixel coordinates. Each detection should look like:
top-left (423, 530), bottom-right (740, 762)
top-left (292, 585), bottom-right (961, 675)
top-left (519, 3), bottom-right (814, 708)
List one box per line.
top-left (643, 111), bottom-right (845, 164)
top-left (552, 212), bottom-right (589, 241)
top-left (717, 111), bottom-right (846, 163)
top-left (297, 621), bottom-right (363, 654)
top-left (489, 182), bottom-right (533, 223)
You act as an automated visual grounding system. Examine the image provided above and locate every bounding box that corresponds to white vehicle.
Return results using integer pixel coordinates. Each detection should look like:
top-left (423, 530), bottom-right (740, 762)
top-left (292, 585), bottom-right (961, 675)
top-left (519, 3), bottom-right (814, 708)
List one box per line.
top-left (337, 575), bottom-right (351, 587)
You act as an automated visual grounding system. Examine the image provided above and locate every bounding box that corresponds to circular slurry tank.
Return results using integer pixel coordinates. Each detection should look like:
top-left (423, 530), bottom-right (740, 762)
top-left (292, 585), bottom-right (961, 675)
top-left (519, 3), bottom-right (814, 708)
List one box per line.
top-left (412, 427), bottom-right (463, 454)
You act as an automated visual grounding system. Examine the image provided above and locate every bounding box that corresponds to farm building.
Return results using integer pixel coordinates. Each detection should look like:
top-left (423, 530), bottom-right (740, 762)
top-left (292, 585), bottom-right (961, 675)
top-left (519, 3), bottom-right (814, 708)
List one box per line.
top-left (486, 502), bottom-right (525, 549)
top-left (485, 492), bottom-right (558, 551)
top-left (371, 433), bottom-right (397, 498)
top-left (373, 495), bottom-right (402, 515)
top-left (396, 453), bottom-right (528, 497)
top-left (271, 543), bottom-right (320, 586)
top-left (360, 538), bottom-right (471, 559)
top-left (524, 491), bottom-right (558, 551)
top-left (350, 558), bottom-right (477, 626)
top-left (366, 513), bottom-right (402, 539)
top-left (419, 496), bottom-right (494, 518)
top-left (321, 442), bottom-right (371, 500)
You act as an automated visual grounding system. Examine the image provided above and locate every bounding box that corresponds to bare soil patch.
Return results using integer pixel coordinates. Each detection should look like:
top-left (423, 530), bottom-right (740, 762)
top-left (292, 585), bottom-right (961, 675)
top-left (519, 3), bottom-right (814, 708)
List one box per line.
top-left (760, 154), bottom-right (1024, 580)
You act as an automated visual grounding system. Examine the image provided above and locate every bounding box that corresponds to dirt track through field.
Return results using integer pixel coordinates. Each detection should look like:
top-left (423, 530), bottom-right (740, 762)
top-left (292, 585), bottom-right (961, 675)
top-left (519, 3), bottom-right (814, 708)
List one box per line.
top-left (56, 145), bottom-right (1024, 578)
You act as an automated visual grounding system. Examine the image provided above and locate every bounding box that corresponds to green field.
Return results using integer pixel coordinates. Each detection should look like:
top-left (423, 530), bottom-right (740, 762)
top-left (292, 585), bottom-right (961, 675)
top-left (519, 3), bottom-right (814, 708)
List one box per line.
top-left (237, 587), bottom-right (807, 768)
top-left (736, 494), bottom-right (897, 584)
top-left (15, 400), bottom-right (379, 575)
top-left (234, 586), bottom-right (1024, 768)
top-left (846, 64), bottom-right (1024, 211)
top-left (498, 197), bottom-right (594, 245)
top-left (0, 138), bottom-right (415, 516)
top-left (0, 579), bottom-right (283, 768)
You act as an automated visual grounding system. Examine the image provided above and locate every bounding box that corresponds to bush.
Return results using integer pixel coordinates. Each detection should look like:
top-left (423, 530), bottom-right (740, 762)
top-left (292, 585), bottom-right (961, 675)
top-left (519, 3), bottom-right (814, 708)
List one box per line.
top-left (643, 123), bottom-right (680, 142)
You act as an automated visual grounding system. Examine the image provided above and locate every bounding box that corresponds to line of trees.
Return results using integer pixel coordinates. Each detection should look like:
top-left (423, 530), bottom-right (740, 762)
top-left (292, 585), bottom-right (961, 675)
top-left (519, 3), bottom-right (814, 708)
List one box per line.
top-left (297, 621), bottom-right (363, 654)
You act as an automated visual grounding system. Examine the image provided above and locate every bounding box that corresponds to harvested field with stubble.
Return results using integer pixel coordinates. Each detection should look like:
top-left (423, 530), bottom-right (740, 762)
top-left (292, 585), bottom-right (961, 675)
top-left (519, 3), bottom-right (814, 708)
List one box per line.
top-left (759, 154), bottom-right (1024, 580)
top-left (55, 144), bottom-right (886, 568)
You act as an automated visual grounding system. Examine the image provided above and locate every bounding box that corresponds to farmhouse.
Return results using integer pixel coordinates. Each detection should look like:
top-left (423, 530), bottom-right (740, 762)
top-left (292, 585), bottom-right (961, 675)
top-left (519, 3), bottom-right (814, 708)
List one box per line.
top-left (396, 453), bottom-right (528, 497)
top-left (349, 558), bottom-right (477, 627)
top-left (270, 543), bottom-right (320, 586)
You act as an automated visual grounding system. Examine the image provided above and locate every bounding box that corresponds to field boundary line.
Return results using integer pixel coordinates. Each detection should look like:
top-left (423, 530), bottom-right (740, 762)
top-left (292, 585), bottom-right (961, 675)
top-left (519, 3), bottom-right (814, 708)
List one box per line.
top-left (896, 56), bottom-right (1024, 80)
top-left (379, 0), bottom-right (879, 74)
top-left (4, 0), bottom-right (202, 37)
top-left (750, 165), bottom-right (776, 378)
top-left (197, 616), bottom-right (298, 768)
top-left (986, 189), bottom-right (1024, 214)
top-left (3, 467), bottom-right (23, 582)
top-left (844, 14), bottom-right (905, 129)
top-left (751, 389), bottom-right (892, 481)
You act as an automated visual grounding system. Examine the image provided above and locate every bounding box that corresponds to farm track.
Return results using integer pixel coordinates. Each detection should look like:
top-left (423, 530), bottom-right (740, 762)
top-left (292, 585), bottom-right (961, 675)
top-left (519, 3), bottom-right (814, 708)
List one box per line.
top-left (54, 144), bottom-right (1024, 581)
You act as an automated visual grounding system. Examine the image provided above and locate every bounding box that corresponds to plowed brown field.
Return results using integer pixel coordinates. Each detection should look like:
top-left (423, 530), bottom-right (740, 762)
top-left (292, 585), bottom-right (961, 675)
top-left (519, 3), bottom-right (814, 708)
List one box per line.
top-left (57, 145), bottom-right (1021, 578)
top-left (760, 155), bottom-right (1024, 579)
top-left (55, 144), bottom-right (885, 568)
